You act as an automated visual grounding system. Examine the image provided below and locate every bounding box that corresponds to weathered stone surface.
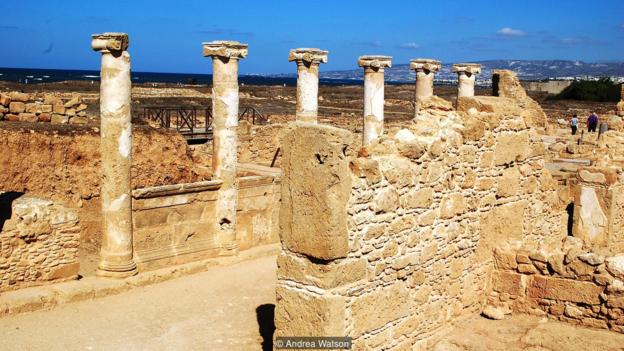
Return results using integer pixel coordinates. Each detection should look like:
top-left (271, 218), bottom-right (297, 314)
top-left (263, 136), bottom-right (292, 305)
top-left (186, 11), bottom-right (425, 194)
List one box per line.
top-left (477, 202), bottom-right (526, 260)
top-left (9, 92), bottom-right (29, 102)
top-left (18, 113), bottom-right (38, 122)
top-left (482, 305), bottom-right (506, 320)
top-left (279, 123), bottom-right (353, 260)
top-left (9, 101), bottom-right (25, 114)
top-left (0, 197), bottom-right (80, 292)
top-left (497, 166), bottom-right (520, 197)
top-left (574, 185), bottom-right (607, 246)
top-left (400, 188), bottom-right (433, 209)
top-left (491, 271), bottom-right (524, 296)
top-left (605, 255), bottom-right (624, 280)
top-left (439, 193), bottom-right (466, 219)
top-left (276, 253), bottom-right (367, 289)
top-left (275, 286), bottom-right (346, 337)
top-left (351, 283), bottom-right (411, 336)
top-left (528, 275), bottom-right (603, 304)
top-left (494, 132), bottom-right (530, 165)
top-left (372, 187), bottom-right (399, 213)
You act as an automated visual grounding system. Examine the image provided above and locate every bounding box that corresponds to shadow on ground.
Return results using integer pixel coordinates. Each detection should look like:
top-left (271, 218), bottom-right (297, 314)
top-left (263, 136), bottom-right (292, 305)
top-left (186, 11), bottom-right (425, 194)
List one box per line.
top-left (256, 303), bottom-right (275, 351)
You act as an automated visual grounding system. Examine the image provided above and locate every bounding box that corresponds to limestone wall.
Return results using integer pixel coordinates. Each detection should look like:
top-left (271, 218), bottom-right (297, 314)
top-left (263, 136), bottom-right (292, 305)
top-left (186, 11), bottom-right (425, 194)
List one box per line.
top-left (275, 93), bottom-right (564, 349)
top-left (0, 92), bottom-right (90, 124)
top-left (0, 196), bottom-right (80, 292)
top-left (489, 242), bottom-right (624, 333)
top-left (131, 175), bottom-right (280, 270)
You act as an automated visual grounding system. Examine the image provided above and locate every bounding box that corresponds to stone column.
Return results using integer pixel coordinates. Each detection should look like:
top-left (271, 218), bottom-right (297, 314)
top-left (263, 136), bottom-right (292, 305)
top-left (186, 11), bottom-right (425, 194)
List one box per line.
top-left (203, 40), bottom-right (248, 255)
top-left (91, 33), bottom-right (137, 278)
top-left (617, 84), bottom-right (624, 117)
top-left (452, 63), bottom-right (481, 98)
top-left (358, 55), bottom-right (392, 146)
top-left (288, 48), bottom-right (328, 123)
top-left (410, 58), bottom-right (441, 100)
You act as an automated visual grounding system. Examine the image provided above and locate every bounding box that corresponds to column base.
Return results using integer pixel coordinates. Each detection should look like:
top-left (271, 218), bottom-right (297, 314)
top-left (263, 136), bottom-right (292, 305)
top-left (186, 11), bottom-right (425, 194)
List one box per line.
top-left (96, 260), bottom-right (138, 278)
top-left (296, 115), bottom-right (318, 124)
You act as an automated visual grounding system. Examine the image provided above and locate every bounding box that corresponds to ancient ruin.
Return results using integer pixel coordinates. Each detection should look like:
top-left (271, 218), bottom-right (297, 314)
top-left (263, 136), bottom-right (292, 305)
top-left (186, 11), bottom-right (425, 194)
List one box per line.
top-left (1, 28), bottom-right (624, 351)
top-left (288, 48), bottom-right (328, 123)
top-left (358, 55), bottom-right (392, 146)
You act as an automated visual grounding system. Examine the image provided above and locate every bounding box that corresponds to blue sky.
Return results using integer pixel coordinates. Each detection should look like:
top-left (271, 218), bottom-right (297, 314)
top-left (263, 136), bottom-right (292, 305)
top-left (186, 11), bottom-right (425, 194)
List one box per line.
top-left (1, 0), bottom-right (623, 74)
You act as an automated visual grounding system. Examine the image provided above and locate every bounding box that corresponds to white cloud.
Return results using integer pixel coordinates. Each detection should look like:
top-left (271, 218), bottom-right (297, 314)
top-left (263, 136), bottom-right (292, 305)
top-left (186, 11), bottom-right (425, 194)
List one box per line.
top-left (497, 27), bottom-right (526, 37)
top-left (399, 42), bottom-right (420, 49)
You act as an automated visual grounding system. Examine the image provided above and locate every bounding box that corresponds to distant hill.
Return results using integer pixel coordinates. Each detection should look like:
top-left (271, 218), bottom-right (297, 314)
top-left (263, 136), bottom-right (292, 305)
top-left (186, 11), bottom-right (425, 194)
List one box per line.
top-left (294, 60), bottom-right (624, 84)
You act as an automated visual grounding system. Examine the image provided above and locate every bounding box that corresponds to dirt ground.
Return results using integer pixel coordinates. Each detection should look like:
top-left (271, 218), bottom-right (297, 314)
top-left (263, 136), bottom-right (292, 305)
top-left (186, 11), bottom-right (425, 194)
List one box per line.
top-left (433, 314), bottom-right (624, 351)
top-left (0, 254), bottom-right (277, 351)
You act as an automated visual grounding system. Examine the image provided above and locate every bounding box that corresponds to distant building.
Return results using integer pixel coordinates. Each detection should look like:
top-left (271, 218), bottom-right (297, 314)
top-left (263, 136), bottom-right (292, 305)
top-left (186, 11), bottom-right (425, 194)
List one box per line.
top-left (522, 80), bottom-right (572, 94)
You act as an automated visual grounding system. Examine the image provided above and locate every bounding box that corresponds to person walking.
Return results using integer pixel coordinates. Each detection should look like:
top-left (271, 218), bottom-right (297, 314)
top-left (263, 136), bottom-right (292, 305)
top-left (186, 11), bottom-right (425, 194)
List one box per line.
top-left (587, 112), bottom-right (599, 133)
top-left (570, 114), bottom-right (578, 135)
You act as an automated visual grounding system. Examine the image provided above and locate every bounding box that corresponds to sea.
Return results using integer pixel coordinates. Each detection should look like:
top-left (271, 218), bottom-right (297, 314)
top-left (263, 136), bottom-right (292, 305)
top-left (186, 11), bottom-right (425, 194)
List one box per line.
top-left (0, 67), bottom-right (361, 86)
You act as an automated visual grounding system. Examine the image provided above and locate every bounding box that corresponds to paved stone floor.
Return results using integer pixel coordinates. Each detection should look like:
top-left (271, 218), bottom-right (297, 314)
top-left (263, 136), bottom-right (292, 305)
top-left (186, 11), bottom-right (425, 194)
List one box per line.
top-left (0, 255), bottom-right (277, 351)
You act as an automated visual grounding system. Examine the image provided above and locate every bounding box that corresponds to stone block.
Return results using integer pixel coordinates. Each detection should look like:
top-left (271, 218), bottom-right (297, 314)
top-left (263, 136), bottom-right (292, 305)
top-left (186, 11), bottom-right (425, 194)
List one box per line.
top-left (477, 201), bottom-right (526, 261)
top-left (279, 123), bottom-right (353, 260)
top-left (0, 94), bottom-right (11, 107)
top-left (9, 92), bottom-right (29, 102)
top-left (25, 103), bottom-right (42, 114)
top-left (43, 94), bottom-right (62, 105)
top-left (496, 166), bottom-right (520, 197)
top-left (64, 96), bottom-right (80, 108)
top-left (4, 114), bottom-right (19, 121)
top-left (400, 188), bottom-right (433, 209)
top-left (44, 262), bottom-right (80, 280)
top-left (52, 103), bottom-right (65, 115)
top-left (9, 101), bottom-right (25, 114)
top-left (38, 113), bottom-right (51, 122)
top-left (76, 103), bottom-right (88, 112)
top-left (277, 253), bottom-right (367, 289)
top-left (41, 104), bottom-right (52, 113)
top-left (0, 93), bottom-right (11, 106)
top-left (528, 275), bottom-right (604, 304)
top-left (18, 113), bottom-right (38, 122)
top-left (606, 255), bottom-right (624, 280)
top-left (349, 158), bottom-right (381, 184)
top-left (372, 187), bottom-right (399, 213)
top-left (275, 286), bottom-right (346, 337)
top-left (494, 131), bottom-right (530, 165)
top-left (493, 248), bottom-right (518, 270)
top-left (439, 193), bottom-right (466, 219)
top-left (350, 282), bottom-right (411, 336)
top-left (66, 108), bottom-right (76, 116)
top-left (51, 114), bottom-right (69, 124)
top-left (69, 116), bottom-right (88, 125)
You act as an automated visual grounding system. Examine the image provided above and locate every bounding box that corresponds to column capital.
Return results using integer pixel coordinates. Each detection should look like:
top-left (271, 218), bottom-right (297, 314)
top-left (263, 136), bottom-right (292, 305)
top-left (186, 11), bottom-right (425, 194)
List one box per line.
top-left (289, 48), bottom-right (328, 65)
top-left (203, 40), bottom-right (248, 59)
top-left (409, 58), bottom-right (441, 72)
top-left (358, 55), bottom-right (392, 69)
top-left (91, 32), bottom-right (129, 53)
top-left (452, 63), bottom-right (481, 74)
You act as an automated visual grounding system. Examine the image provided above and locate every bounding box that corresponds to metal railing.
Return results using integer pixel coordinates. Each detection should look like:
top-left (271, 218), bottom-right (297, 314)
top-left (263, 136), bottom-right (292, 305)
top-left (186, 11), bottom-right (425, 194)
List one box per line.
top-left (143, 105), bottom-right (267, 139)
